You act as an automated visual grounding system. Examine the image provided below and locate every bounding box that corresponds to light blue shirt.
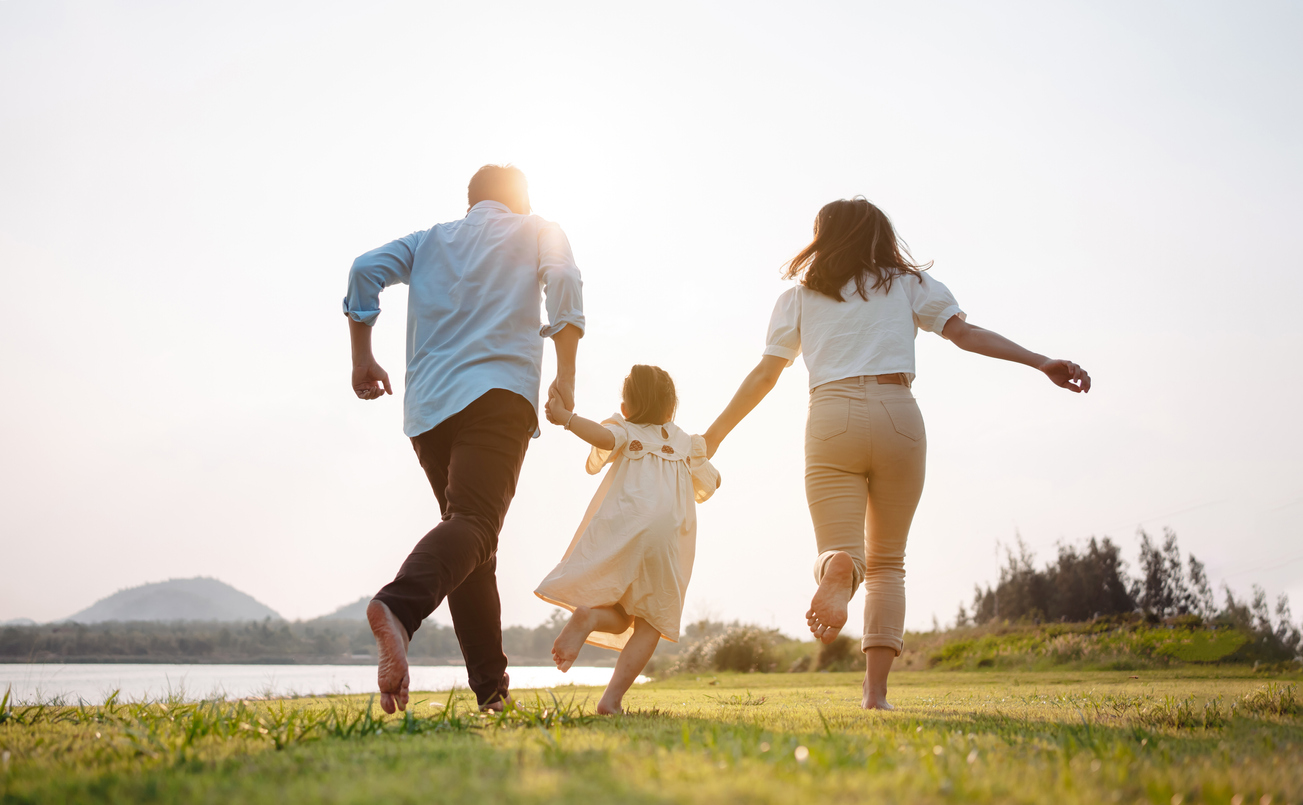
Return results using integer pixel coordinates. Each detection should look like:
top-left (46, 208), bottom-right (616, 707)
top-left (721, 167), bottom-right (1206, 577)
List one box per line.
top-left (343, 201), bottom-right (585, 438)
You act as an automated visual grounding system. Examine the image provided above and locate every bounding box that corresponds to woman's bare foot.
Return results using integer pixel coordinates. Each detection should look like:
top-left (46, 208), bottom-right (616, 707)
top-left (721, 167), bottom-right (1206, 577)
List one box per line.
top-left (861, 646), bottom-right (894, 710)
top-left (552, 606), bottom-right (597, 672)
top-left (367, 599), bottom-right (410, 714)
top-left (806, 551), bottom-right (854, 644)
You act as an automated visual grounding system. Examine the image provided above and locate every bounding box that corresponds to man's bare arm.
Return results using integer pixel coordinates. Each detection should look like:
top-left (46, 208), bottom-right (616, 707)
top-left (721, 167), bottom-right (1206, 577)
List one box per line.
top-left (549, 324), bottom-right (580, 412)
top-left (349, 317), bottom-right (392, 400)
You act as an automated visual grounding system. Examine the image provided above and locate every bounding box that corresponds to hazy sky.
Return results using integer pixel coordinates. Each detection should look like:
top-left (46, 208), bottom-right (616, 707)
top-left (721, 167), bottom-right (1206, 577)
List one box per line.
top-left (2, 1), bottom-right (1300, 640)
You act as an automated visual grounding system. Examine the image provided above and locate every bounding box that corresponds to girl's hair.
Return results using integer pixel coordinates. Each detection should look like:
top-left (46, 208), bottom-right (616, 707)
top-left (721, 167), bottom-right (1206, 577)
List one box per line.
top-left (783, 197), bottom-right (931, 302)
top-left (622, 365), bottom-right (678, 426)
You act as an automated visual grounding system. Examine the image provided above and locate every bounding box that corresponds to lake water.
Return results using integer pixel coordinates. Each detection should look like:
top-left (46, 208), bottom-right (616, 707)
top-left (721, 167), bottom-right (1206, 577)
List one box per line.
top-left (0, 664), bottom-right (640, 705)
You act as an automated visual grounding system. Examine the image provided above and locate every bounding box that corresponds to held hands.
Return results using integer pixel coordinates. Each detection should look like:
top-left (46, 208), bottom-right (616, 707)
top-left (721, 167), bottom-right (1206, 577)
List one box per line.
top-left (549, 377), bottom-right (575, 413)
top-left (545, 384), bottom-right (574, 426)
top-left (352, 360), bottom-right (392, 400)
top-left (1038, 359), bottom-right (1091, 393)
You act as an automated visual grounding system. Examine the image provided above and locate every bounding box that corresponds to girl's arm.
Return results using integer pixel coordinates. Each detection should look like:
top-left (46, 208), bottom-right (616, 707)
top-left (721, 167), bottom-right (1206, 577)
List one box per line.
top-left (941, 316), bottom-right (1091, 392)
top-left (702, 355), bottom-right (789, 458)
top-left (545, 393), bottom-right (616, 450)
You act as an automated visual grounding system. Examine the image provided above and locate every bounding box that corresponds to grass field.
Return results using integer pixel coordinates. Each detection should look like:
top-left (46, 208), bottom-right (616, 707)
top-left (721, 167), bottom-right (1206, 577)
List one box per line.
top-left (3, 669), bottom-right (1301, 804)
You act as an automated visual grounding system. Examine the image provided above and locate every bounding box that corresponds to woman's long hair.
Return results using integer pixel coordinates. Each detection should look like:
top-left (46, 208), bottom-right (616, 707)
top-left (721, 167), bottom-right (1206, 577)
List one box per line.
top-left (783, 197), bottom-right (931, 301)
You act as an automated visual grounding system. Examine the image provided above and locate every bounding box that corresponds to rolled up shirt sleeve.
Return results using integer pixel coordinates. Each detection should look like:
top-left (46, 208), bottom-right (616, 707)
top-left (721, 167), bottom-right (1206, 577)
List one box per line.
top-left (342, 231), bottom-right (423, 326)
top-left (537, 220), bottom-right (585, 338)
top-left (762, 287), bottom-right (802, 365)
top-left (909, 273), bottom-right (965, 338)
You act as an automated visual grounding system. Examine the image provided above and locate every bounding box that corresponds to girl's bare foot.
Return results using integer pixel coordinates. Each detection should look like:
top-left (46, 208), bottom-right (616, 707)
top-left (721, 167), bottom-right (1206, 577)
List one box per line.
top-left (593, 617), bottom-right (657, 717)
top-left (552, 606), bottom-right (597, 672)
top-left (596, 696), bottom-right (623, 715)
top-left (806, 551), bottom-right (854, 644)
top-left (366, 599), bottom-right (410, 714)
top-left (861, 697), bottom-right (895, 710)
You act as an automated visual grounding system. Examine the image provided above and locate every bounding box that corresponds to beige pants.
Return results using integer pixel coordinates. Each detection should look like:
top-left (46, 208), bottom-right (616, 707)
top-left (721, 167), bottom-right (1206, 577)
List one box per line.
top-left (806, 376), bottom-right (926, 655)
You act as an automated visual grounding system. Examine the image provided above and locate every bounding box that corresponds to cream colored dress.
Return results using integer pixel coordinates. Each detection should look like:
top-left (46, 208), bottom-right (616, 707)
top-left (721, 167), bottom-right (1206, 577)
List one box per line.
top-left (535, 414), bottom-right (721, 651)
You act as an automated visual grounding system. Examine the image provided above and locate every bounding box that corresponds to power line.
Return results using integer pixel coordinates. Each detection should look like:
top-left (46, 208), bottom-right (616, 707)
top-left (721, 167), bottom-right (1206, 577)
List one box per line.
top-left (1090, 498), bottom-right (1228, 537)
top-left (1266, 497), bottom-right (1303, 513)
top-left (1221, 550), bottom-right (1303, 580)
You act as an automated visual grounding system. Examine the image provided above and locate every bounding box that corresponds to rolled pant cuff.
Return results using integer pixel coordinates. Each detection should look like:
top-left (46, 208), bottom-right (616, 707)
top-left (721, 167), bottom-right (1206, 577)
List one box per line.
top-left (371, 593), bottom-right (419, 641)
top-left (861, 635), bottom-right (903, 656)
top-left (813, 550), bottom-right (865, 591)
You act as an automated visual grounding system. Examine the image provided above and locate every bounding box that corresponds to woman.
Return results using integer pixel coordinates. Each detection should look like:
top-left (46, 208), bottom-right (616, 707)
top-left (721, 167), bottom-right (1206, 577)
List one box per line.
top-left (703, 197), bottom-right (1089, 709)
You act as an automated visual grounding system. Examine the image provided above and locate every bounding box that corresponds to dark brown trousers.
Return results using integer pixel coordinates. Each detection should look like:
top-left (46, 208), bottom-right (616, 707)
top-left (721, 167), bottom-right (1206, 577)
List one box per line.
top-left (373, 388), bottom-right (535, 707)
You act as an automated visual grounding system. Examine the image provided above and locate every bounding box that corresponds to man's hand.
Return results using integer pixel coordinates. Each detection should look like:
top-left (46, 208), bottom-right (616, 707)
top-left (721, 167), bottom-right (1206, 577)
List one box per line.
top-left (352, 360), bottom-right (393, 400)
top-left (1038, 359), bottom-right (1091, 393)
top-left (548, 377), bottom-right (575, 414)
top-left (545, 389), bottom-right (571, 426)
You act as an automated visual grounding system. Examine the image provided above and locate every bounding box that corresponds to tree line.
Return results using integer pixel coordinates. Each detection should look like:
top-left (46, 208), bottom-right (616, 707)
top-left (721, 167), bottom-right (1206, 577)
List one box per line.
top-left (961, 528), bottom-right (1302, 658)
top-left (6, 528), bottom-right (1297, 666)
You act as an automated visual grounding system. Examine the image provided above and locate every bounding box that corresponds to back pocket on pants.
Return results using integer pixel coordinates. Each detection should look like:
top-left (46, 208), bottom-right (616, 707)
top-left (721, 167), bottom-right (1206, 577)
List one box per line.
top-left (882, 400), bottom-right (925, 441)
top-left (808, 397), bottom-right (849, 441)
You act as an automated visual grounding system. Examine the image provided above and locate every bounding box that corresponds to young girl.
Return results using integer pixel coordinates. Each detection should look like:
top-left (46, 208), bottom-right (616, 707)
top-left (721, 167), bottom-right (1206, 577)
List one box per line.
top-left (536, 364), bottom-right (720, 714)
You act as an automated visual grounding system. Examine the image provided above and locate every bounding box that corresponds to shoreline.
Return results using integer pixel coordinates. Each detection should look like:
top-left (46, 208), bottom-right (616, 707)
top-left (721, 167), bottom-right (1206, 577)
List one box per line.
top-left (0, 657), bottom-right (617, 667)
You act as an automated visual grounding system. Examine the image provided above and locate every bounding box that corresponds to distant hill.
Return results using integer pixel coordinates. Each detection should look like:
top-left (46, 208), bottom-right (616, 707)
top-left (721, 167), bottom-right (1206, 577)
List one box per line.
top-left (313, 595), bottom-right (370, 621)
top-left (1, 618), bottom-right (36, 626)
top-left (64, 578), bottom-right (282, 623)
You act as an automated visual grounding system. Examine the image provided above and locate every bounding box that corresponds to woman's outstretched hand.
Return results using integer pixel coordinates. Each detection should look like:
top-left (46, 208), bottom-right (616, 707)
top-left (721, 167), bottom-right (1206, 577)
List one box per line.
top-left (943, 317), bottom-right (1091, 394)
top-left (1038, 359), bottom-right (1091, 393)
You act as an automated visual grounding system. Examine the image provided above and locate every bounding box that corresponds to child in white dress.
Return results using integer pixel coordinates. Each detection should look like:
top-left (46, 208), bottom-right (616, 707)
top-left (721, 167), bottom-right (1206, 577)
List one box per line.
top-left (536, 364), bottom-right (720, 714)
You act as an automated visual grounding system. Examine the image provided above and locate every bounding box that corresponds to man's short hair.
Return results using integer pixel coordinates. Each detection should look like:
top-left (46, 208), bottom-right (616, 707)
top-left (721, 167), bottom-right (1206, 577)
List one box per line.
top-left (468, 164), bottom-right (530, 214)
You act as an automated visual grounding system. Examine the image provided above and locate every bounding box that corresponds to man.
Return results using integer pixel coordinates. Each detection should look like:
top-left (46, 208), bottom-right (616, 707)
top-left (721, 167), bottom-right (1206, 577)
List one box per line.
top-left (342, 164), bottom-right (583, 713)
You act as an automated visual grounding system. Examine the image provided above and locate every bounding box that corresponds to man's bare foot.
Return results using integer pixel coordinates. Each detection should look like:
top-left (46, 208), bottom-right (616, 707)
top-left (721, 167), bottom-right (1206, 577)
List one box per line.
top-left (806, 551), bottom-right (854, 644)
top-left (367, 599), bottom-right (410, 714)
top-left (861, 697), bottom-right (894, 710)
top-left (480, 695), bottom-right (511, 713)
top-left (552, 606), bottom-right (597, 672)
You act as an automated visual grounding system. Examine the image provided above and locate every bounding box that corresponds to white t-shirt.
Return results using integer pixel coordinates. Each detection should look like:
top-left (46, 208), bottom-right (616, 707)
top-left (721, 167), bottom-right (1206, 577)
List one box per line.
top-left (763, 272), bottom-right (964, 389)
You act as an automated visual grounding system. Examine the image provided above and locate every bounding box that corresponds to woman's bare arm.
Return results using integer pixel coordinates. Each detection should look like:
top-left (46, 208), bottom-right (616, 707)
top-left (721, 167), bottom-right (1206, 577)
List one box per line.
top-left (941, 316), bottom-right (1090, 392)
top-left (702, 355), bottom-right (789, 458)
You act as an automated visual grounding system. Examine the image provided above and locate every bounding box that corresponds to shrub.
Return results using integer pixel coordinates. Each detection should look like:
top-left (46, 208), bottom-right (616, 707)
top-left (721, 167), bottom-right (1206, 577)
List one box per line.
top-left (816, 636), bottom-right (864, 672)
top-left (772, 640), bottom-right (818, 673)
top-left (711, 626), bottom-right (788, 673)
top-left (665, 636), bottom-right (716, 675)
top-left (787, 654), bottom-right (813, 673)
top-left (1136, 694), bottom-right (1229, 730)
top-left (1239, 683), bottom-right (1299, 717)
top-left (666, 625), bottom-right (792, 674)
top-left (1155, 629), bottom-right (1248, 663)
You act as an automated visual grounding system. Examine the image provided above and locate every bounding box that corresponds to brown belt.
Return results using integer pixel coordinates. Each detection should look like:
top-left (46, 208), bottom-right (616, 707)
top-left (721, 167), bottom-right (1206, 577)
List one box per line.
top-left (871, 373), bottom-right (911, 388)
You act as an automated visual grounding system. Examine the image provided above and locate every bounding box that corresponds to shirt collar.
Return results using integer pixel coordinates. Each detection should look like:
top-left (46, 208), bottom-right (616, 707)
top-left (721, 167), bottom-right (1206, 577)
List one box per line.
top-left (468, 200), bottom-right (512, 215)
